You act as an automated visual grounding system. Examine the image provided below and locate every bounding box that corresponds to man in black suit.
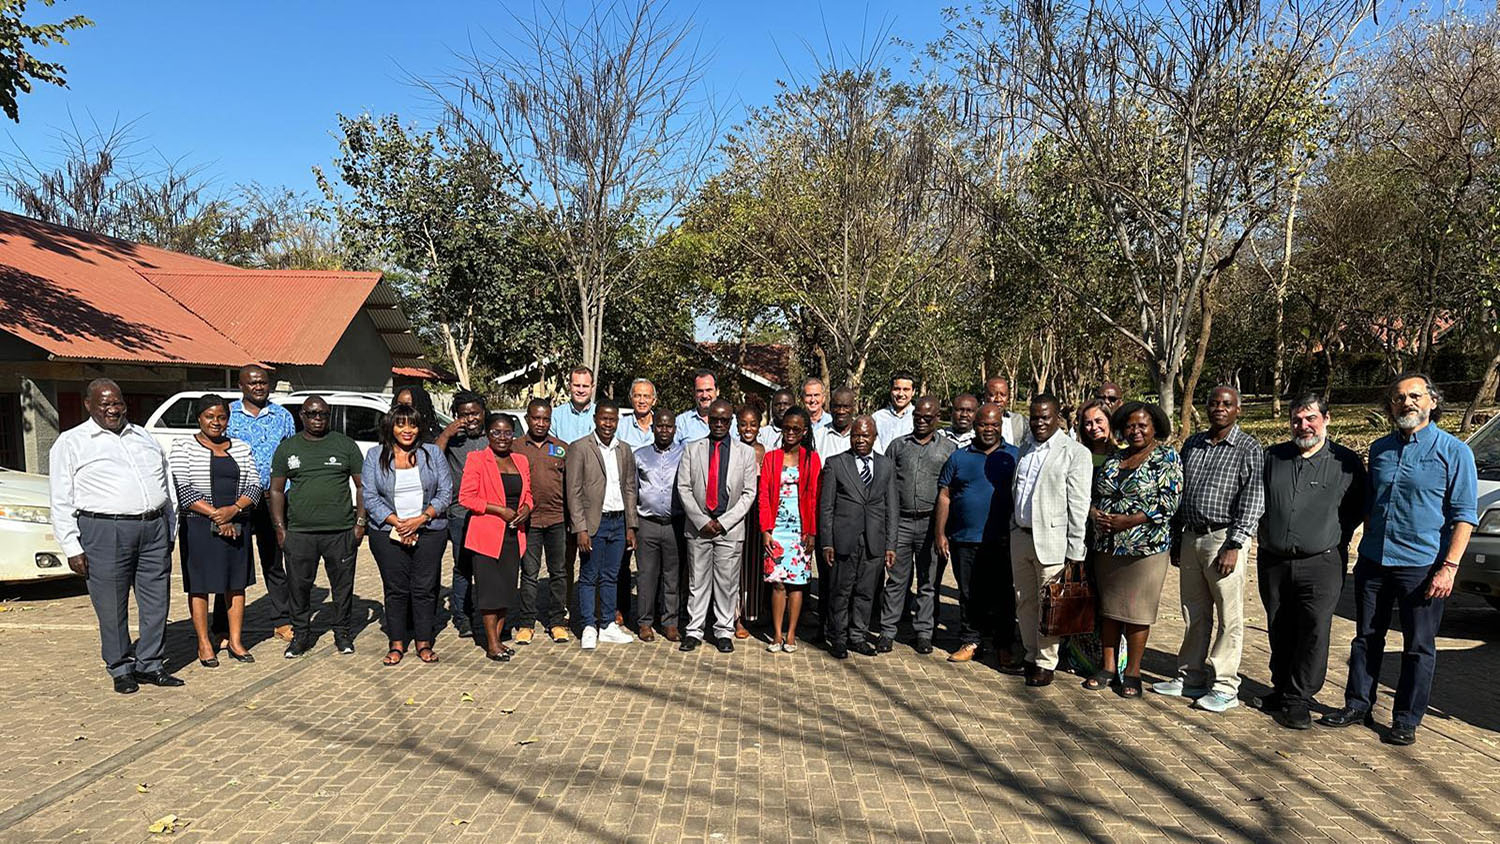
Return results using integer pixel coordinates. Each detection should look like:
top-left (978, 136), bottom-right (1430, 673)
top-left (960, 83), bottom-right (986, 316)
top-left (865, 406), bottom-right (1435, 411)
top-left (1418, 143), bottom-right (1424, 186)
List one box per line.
top-left (818, 416), bottom-right (898, 659)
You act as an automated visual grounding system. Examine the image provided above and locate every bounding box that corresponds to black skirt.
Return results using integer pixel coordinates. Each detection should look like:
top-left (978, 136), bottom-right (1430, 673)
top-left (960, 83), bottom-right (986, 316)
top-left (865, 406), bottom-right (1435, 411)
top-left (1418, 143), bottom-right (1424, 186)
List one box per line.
top-left (472, 472), bottom-right (522, 611)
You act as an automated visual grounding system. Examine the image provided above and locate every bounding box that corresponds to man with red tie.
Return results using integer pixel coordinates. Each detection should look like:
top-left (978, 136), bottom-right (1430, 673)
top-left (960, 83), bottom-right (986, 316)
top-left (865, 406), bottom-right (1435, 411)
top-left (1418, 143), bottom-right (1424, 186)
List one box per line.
top-left (675, 399), bottom-right (760, 653)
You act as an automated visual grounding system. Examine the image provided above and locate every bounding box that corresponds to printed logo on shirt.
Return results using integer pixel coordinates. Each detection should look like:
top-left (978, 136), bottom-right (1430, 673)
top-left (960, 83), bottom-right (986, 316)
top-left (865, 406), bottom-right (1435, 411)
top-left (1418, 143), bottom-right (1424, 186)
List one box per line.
top-left (326, 457), bottom-right (340, 466)
top-left (549, 444), bottom-right (566, 458)
top-left (288, 455), bottom-right (302, 470)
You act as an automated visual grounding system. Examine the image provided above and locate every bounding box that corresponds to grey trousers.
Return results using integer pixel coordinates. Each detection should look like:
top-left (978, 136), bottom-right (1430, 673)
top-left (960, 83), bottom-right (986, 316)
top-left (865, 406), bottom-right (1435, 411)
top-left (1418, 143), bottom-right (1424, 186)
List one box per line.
top-left (635, 517), bottom-right (682, 628)
top-left (881, 514), bottom-right (937, 638)
top-left (79, 512), bottom-right (173, 678)
top-left (829, 543), bottom-right (882, 648)
top-left (685, 533), bottom-right (742, 641)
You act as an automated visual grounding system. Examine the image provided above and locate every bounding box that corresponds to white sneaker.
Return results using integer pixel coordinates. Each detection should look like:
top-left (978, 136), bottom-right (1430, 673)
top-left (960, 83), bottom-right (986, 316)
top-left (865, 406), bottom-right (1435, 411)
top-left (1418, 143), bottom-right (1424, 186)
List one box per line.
top-left (599, 622), bottom-right (635, 644)
top-left (581, 626), bottom-right (598, 650)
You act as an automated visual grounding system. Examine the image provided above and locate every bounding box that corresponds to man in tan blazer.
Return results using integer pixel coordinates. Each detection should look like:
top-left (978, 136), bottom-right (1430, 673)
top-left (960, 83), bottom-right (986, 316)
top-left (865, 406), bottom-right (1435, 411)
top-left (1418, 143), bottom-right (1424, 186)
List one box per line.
top-left (565, 401), bottom-right (639, 650)
top-left (674, 399), bottom-right (759, 653)
top-left (1009, 393), bottom-right (1093, 686)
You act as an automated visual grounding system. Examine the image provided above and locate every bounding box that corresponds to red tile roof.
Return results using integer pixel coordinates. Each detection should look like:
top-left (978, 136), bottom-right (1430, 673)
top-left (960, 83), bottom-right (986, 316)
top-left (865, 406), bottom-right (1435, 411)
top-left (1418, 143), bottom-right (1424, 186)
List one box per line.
top-left (0, 211), bottom-right (383, 367)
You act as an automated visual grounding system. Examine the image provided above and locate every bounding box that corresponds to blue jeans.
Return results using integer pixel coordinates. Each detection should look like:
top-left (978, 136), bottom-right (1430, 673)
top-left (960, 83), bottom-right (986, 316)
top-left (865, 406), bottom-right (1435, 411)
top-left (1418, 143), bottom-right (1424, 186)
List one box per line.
top-left (1343, 557), bottom-right (1446, 728)
top-left (577, 513), bottom-right (626, 629)
top-left (447, 514), bottom-right (474, 631)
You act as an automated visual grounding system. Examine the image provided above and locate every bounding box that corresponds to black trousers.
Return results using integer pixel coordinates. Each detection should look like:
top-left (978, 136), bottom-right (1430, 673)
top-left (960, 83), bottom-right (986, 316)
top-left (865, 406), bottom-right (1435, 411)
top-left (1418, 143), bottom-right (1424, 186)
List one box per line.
top-left (827, 541), bottom-right (882, 648)
top-left (1258, 548), bottom-right (1344, 707)
top-left (370, 529), bottom-right (446, 643)
top-left (951, 538), bottom-right (1013, 648)
top-left (518, 522), bottom-right (570, 628)
top-left (212, 501), bottom-right (289, 635)
top-left (284, 529), bottom-right (358, 639)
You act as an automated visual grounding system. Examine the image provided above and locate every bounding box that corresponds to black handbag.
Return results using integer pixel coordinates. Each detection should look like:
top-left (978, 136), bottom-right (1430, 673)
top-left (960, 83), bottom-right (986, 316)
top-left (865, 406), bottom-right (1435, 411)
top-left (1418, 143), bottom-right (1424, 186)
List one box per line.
top-left (1040, 559), bottom-right (1096, 637)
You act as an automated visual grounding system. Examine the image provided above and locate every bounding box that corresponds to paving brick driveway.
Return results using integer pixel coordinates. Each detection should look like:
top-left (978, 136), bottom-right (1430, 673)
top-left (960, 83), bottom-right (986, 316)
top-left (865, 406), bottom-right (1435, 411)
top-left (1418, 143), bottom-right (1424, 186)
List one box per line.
top-left (0, 540), bottom-right (1496, 843)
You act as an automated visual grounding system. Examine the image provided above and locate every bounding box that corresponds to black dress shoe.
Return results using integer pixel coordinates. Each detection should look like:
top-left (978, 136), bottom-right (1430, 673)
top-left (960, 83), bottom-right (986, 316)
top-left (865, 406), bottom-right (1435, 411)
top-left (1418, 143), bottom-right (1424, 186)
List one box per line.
top-left (874, 635), bottom-right (894, 653)
top-left (830, 644), bottom-right (850, 660)
top-left (112, 675), bottom-right (139, 695)
top-left (226, 649), bottom-right (255, 663)
top-left (1384, 724), bottom-right (1417, 746)
top-left (284, 636), bottom-right (314, 659)
top-left (678, 636), bottom-right (701, 652)
top-left (851, 640), bottom-right (878, 656)
top-left (715, 637), bottom-right (735, 653)
top-left (1272, 706), bottom-right (1313, 730)
top-left (1026, 667), bottom-right (1055, 687)
top-left (198, 657), bottom-right (220, 668)
top-left (1317, 706), bottom-right (1373, 728)
top-left (913, 637), bottom-right (934, 655)
top-left (132, 670), bottom-right (185, 687)
top-left (1252, 692), bottom-right (1286, 712)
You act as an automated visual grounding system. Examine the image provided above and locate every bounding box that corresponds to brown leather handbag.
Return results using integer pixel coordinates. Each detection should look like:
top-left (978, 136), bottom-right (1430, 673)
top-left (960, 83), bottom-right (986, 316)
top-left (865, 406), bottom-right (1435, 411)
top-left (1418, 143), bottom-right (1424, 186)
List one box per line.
top-left (1040, 559), bottom-right (1097, 637)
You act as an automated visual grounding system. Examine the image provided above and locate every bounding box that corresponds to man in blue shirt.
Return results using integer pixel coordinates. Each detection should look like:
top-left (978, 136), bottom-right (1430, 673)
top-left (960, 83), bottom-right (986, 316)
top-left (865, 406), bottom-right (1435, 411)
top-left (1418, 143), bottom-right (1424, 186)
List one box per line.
top-left (1320, 374), bottom-right (1477, 745)
top-left (225, 365), bottom-right (297, 643)
top-left (549, 366), bottom-right (597, 444)
top-left (634, 409), bottom-right (685, 641)
top-left (617, 378), bottom-right (658, 449)
top-left (934, 403), bottom-right (1020, 666)
top-left (675, 370), bottom-right (737, 444)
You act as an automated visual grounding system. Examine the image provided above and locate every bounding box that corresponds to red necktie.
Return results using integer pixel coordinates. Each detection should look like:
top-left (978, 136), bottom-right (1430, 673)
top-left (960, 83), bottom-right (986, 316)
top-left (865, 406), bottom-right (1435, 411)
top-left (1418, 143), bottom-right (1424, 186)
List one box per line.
top-left (706, 441), bottom-right (721, 511)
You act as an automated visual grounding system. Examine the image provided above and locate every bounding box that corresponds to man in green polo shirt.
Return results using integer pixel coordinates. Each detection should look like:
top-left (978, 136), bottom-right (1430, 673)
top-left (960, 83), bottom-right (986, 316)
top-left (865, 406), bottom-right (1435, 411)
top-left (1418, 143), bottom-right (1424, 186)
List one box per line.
top-left (269, 395), bottom-right (367, 658)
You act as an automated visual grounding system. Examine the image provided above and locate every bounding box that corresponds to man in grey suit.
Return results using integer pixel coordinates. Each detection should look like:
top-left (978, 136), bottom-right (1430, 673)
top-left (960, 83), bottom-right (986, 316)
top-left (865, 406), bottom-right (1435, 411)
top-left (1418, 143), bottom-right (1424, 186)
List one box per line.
top-left (1010, 393), bottom-right (1093, 687)
top-left (676, 399), bottom-right (759, 653)
top-left (819, 416), bottom-right (898, 659)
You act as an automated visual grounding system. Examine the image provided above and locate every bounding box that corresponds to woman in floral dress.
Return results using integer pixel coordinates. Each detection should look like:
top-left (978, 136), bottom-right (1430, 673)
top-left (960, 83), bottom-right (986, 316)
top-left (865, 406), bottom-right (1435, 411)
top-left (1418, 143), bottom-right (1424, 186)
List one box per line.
top-left (758, 408), bottom-right (821, 653)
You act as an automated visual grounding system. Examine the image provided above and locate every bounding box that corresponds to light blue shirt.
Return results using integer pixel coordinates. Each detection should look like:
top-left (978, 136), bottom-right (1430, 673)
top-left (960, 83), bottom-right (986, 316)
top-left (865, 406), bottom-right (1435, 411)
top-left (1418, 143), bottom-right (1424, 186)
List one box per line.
top-left (1358, 423), bottom-right (1478, 568)
top-left (634, 441), bottom-right (685, 518)
top-left (871, 405), bottom-right (914, 454)
top-left (227, 399), bottom-right (296, 488)
top-left (674, 408), bottom-right (737, 445)
top-left (617, 412), bottom-right (655, 449)
top-left (549, 401), bottom-right (596, 445)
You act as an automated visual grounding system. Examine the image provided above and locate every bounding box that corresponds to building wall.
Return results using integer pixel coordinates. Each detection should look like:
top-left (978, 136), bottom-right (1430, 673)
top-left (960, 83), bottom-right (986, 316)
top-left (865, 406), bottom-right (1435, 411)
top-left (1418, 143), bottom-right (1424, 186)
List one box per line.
top-left (271, 312), bottom-right (394, 393)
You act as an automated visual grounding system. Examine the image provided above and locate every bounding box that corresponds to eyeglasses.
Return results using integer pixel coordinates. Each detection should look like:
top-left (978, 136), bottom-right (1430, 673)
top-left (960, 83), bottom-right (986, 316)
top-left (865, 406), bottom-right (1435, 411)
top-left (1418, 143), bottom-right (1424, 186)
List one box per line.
top-left (301, 410), bottom-right (329, 419)
top-left (1391, 392), bottom-right (1429, 403)
top-left (487, 429), bottom-right (514, 439)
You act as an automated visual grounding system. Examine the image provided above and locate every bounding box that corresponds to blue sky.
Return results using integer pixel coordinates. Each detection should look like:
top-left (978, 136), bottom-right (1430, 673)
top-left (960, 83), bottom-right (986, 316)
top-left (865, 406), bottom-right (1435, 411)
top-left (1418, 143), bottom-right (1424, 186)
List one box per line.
top-left (2, 0), bottom-right (946, 200)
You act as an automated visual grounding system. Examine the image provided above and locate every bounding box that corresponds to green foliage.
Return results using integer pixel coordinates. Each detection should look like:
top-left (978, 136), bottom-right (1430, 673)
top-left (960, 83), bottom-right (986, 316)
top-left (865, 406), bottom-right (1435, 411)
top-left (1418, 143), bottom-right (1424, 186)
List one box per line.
top-left (0, 0), bottom-right (90, 122)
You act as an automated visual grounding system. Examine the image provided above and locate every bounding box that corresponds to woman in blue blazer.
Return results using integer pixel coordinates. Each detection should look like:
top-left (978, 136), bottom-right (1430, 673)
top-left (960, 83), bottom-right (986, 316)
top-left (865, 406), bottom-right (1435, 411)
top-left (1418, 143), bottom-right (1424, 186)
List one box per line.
top-left (362, 403), bottom-right (453, 665)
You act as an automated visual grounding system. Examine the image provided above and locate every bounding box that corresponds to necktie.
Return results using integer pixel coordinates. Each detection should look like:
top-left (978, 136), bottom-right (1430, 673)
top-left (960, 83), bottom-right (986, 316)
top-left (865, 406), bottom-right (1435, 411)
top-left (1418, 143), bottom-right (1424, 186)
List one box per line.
top-left (706, 441), bottom-right (721, 511)
top-left (859, 456), bottom-right (872, 487)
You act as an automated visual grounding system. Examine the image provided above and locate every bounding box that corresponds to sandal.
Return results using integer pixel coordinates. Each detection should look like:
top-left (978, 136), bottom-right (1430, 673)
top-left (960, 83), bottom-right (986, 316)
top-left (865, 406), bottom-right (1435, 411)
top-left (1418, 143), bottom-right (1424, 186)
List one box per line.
top-left (1082, 670), bottom-right (1113, 691)
top-left (1116, 674), bottom-right (1143, 699)
top-left (382, 647), bottom-right (405, 666)
top-left (416, 646), bottom-right (440, 664)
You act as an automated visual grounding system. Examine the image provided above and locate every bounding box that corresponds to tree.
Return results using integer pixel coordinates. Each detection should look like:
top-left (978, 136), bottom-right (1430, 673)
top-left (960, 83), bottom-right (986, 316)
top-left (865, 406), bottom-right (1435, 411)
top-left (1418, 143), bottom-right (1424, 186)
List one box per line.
top-left (938, 0), bottom-right (1371, 416)
top-left (0, 0), bottom-right (91, 122)
top-left (432, 0), bottom-right (717, 377)
top-left (317, 113), bottom-right (563, 389)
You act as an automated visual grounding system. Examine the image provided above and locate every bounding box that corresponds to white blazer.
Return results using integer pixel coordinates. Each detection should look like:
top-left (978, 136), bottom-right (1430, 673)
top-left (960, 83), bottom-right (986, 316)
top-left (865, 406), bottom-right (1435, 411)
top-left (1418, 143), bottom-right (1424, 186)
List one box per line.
top-left (1012, 434), bottom-right (1093, 564)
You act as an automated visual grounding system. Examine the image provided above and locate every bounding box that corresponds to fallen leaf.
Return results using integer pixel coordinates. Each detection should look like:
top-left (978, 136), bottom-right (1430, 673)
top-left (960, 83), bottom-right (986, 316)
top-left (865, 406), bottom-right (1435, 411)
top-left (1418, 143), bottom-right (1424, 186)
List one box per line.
top-left (404, 697), bottom-right (417, 706)
top-left (451, 819), bottom-right (469, 826)
top-left (499, 707), bottom-right (515, 715)
top-left (460, 692), bottom-right (475, 703)
top-left (516, 738), bottom-right (535, 746)
top-left (146, 814), bottom-right (178, 834)
top-left (244, 703), bottom-right (258, 710)
top-left (73, 735), bottom-right (87, 742)
top-left (1275, 750), bottom-right (1292, 759)
top-left (226, 778), bottom-right (241, 787)
top-left (136, 783), bottom-right (150, 793)
top-left (0, 606), bottom-right (9, 612)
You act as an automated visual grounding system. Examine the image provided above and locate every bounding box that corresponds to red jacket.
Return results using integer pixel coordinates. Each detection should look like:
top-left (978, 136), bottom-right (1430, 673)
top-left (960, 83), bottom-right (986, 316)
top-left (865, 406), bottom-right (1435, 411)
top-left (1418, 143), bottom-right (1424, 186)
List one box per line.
top-left (758, 447), bottom-right (821, 535)
top-left (459, 450), bottom-right (533, 558)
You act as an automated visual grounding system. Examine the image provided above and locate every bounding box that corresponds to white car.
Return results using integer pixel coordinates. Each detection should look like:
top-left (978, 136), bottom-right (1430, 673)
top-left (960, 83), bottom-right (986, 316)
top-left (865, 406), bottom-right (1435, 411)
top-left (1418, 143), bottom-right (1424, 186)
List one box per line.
top-left (1458, 414), bottom-right (1500, 609)
top-left (0, 467), bottom-right (73, 583)
top-left (143, 390), bottom-right (452, 457)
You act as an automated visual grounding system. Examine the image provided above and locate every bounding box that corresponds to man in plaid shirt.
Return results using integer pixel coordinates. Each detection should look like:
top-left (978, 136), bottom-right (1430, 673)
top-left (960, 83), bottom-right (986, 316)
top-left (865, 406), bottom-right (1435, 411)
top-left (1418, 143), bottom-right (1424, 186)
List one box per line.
top-left (1151, 386), bottom-right (1265, 712)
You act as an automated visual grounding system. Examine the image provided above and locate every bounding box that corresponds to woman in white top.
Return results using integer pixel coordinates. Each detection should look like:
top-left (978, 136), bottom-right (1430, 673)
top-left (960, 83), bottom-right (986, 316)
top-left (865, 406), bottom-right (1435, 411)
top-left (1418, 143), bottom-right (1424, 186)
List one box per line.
top-left (361, 404), bottom-right (452, 666)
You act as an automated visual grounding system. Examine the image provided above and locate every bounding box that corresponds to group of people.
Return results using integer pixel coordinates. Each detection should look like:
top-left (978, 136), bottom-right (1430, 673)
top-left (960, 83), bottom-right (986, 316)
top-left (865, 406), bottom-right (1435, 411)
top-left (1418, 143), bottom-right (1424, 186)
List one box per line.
top-left (49, 366), bottom-right (1476, 747)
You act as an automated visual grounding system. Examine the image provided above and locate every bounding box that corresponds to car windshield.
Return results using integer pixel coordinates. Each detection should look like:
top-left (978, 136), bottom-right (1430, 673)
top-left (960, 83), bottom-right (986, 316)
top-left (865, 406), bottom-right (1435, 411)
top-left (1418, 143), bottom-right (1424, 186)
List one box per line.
top-left (1470, 417), bottom-right (1500, 474)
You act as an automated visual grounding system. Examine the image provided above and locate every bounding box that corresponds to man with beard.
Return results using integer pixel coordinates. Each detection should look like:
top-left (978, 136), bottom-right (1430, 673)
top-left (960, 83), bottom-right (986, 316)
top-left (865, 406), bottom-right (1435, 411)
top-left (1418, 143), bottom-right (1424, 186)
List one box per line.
top-left (437, 390), bottom-right (489, 638)
top-left (1153, 385), bottom-right (1264, 713)
top-left (1321, 374), bottom-right (1477, 745)
top-left (1255, 394), bottom-right (1365, 730)
top-left (676, 370), bottom-right (737, 445)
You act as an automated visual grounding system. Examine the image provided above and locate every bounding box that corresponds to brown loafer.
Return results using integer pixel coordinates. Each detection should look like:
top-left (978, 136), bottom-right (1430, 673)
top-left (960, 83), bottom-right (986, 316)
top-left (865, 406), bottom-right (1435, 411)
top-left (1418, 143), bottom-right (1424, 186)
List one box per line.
top-left (638, 625), bottom-right (655, 642)
top-left (947, 643), bottom-right (978, 663)
top-left (273, 624), bottom-right (294, 643)
top-left (734, 621), bottom-right (750, 639)
top-left (1026, 667), bottom-right (1055, 687)
top-left (663, 626), bottom-right (681, 642)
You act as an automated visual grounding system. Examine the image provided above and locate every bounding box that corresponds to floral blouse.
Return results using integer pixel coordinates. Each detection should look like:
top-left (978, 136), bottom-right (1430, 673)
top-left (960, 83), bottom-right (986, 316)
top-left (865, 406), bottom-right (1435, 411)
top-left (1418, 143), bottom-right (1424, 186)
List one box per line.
top-left (1090, 444), bottom-right (1183, 556)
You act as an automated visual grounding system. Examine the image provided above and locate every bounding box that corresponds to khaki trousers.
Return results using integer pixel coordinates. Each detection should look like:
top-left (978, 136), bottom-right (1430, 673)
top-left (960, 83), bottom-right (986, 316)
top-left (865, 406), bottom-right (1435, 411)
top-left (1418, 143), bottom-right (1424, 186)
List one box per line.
top-left (1176, 527), bottom-right (1245, 695)
top-left (1010, 528), bottom-right (1065, 670)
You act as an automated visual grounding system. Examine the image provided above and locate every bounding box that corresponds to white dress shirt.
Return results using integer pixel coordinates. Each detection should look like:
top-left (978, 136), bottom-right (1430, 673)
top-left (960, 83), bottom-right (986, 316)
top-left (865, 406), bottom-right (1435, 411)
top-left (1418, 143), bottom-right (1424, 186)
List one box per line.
top-left (871, 405), bottom-right (914, 454)
top-left (596, 434), bottom-right (625, 512)
top-left (816, 425), bottom-right (852, 458)
top-left (1012, 433), bottom-right (1055, 529)
top-left (49, 419), bottom-right (175, 557)
top-left (1001, 411), bottom-right (1028, 448)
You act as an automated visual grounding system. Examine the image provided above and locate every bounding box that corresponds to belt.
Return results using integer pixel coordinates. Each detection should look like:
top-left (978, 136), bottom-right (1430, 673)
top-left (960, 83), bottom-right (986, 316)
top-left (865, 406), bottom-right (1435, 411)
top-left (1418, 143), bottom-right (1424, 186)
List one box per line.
top-left (1014, 525), bottom-right (1033, 533)
top-left (640, 514), bottom-right (674, 525)
top-left (601, 510), bottom-right (625, 519)
top-left (1183, 521), bottom-right (1230, 534)
top-left (78, 505), bottom-right (167, 521)
top-left (901, 510), bottom-right (933, 519)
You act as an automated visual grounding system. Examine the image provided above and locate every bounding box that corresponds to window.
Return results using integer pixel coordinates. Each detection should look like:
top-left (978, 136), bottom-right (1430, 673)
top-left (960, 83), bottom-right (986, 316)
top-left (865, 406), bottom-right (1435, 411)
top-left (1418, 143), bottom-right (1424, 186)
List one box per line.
top-left (155, 396), bottom-right (199, 429)
top-left (340, 405), bottom-right (384, 443)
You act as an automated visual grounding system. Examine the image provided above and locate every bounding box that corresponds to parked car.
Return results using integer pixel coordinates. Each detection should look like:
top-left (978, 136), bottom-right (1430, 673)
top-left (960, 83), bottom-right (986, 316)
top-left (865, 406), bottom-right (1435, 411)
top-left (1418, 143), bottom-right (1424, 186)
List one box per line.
top-left (0, 467), bottom-right (72, 583)
top-left (1459, 414), bottom-right (1500, 610)
top-left (143, 390), bottom-right (452, 457)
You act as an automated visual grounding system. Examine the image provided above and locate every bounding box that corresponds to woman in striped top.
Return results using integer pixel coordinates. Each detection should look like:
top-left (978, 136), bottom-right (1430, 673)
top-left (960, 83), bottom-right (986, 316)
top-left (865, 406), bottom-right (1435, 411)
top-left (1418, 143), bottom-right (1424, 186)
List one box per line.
top-left (169, 394), bottom-right (262, 667)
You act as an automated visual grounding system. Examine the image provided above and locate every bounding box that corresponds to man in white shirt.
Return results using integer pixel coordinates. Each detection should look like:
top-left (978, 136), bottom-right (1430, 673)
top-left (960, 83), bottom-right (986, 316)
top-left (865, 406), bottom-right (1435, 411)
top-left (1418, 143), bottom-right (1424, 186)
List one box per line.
top-left (814, 387), bottom-right (858, 458)
top-left (565, 401), bottom-right (639, 649)
top-left (757, 388), bottom-right (797, 450)
top-left (49, 379), bottom-right (182, 694)
top-left (1009, 393), bottom-right (1093, 687)
top-left (872, 371), bottom-right (916, 454)
top-left (985, 376), bottom-right (1028, 447)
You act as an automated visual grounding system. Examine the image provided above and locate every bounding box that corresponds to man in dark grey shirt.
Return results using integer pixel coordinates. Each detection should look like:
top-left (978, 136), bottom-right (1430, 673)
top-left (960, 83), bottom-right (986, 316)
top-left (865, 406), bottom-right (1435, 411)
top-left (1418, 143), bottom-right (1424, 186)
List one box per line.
top-left (880, 396), bottom-right (956, 654)
top-left (1256, 393), bottom-right (1366, 729)
top-left (437, 391), bottom-right (490, 639)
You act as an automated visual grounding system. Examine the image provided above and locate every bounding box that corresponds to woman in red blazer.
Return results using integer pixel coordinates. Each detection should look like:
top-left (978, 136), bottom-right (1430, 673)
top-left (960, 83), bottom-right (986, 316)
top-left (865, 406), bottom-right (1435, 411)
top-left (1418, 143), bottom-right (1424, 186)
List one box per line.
top-left (459, 413), bottom-right (533, 662)
top-left (757, 407), bottom-right (821, 653)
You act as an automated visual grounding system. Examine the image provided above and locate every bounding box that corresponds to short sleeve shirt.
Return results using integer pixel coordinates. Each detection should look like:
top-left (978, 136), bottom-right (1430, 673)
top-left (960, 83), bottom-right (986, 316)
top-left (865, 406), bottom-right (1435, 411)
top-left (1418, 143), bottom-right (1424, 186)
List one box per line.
top-left (938, 443), bottom-right (1019, 544)
top-left (271, 432), bottom-right (365, 532)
